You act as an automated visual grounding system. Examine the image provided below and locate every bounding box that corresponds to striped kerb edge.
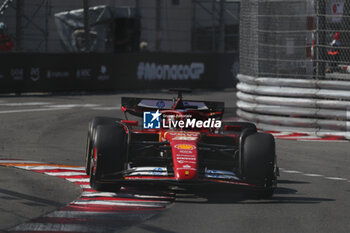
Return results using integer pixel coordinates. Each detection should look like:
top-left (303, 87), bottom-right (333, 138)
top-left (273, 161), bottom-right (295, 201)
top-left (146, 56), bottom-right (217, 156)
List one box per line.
top-left (0, 159), bottom-right (175, 233)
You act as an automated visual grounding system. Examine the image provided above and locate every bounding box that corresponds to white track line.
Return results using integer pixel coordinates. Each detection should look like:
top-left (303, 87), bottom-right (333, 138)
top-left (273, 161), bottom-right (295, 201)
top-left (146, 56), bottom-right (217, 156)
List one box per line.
top-left (303, 173), bottom-right (324, 177)
top-left (271, 132), bottom-right (298, 136)
top-left (297, 139), bottom-right (347, 143)
top-left (71, 200), bottom-right (168, 207)
top-left (81, 192), bottom-right (127, 197)
top-left (0, 160), bottom-right (46, 164)
top-left (91, 106), bottom-right (121, 111)
top-left (15, 166), bottom-right (85, 171)
top-left (45, 210), bottom-right (153, 220)
top-left (46, 104), bottom-right (100, 108)
top-left (0, 103), bottom-right (110, 114)
top-left (324, 177), bottom-right (348, 181)
top-left (66, 178), bottom-right (90, 182)
top-left (80, 192), bottom-right (172, 200)
top-left (281, 170), bottom-right (302, 174)
top-left (0, 107), bottom-right (70, 114)
top-left (280, 169), bottom-right (348, 183)
top-left (134, 194), bottom-right (173, 199)
top-left (44, 171), bottom-right (87, 176)
top-left (0, 102), bottom-right (52, 106)
top-left (12, 223), bottom-right (121, 233)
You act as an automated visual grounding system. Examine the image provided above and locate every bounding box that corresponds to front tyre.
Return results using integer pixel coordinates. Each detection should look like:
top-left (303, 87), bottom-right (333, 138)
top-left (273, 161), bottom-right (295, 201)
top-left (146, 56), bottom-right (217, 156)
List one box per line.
top-left (85, 117), bottom-right (121, 175)
top-left (242, 133), bottom-right (276, 198)
top-left (89, 124), bottom-right (127, 191)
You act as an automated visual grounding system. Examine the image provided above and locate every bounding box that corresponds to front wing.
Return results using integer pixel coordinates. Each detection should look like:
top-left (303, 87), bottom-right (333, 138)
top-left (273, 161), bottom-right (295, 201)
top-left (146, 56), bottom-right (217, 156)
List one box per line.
top-left (97, 166), bottom-right (265, 190)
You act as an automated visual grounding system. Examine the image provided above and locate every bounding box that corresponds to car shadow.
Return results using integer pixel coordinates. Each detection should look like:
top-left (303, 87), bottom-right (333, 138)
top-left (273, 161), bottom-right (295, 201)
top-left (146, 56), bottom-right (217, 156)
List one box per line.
top-left (172, 180), bottom-right (334, 204)
top-left (277, 179), bottom-right (310, 184)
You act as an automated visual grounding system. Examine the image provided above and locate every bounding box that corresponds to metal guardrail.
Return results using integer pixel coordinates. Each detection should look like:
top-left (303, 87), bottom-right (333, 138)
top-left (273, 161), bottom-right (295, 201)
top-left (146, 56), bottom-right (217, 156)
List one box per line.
top-left (236, 74), bottom-right (350, 135)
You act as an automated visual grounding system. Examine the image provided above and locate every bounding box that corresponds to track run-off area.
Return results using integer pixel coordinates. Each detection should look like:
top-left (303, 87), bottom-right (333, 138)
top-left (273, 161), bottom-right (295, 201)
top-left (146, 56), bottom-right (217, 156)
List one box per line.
top-left (0, 90), bottom-right (349, 233)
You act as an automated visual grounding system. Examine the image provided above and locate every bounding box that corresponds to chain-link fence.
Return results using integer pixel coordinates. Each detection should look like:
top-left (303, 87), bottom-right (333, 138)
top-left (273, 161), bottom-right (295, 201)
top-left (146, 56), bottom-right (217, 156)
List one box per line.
top-left (240, 0), bottom-right (350, 80)
top-left (238, 0), bottom-right (350, 134)
top-left (192, 0), bottom-right (239, 52)
top-left (317, 0), bottom-right (350, 79)
top-left (0, 0), bottom-right (239, 53)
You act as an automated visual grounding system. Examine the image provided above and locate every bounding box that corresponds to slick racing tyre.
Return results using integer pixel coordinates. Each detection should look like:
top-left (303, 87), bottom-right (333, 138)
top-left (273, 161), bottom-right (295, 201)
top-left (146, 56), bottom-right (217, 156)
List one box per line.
top-left (242, 133), bottom-right (276, 198)
top-left (85, 117), bottom-right (121, 175)
top-left (222, 122), bottom-right (257, 133)
top-left (89, 124), bottom-right (127, 191)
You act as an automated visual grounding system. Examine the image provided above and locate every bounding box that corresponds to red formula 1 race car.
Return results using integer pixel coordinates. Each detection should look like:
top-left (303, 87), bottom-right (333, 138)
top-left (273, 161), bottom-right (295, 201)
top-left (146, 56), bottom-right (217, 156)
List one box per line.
top-left (85, 89), bottom-right (278, 198)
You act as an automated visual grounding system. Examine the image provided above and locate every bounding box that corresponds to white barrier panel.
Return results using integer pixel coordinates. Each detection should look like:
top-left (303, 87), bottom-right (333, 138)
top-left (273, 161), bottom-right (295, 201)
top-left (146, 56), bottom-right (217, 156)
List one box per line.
top-left (237, 109), bottom-right (350, 131)
top-left (237, 100), bottom-right (350, 120)
top-left (238, 74), bottom-right (350, 90)
top-left (236, 74), bottom-right (350, 133)
top-left (237, 92), bottom-right (350, 110)
top-left (237, 82), bottom-right (350, 100)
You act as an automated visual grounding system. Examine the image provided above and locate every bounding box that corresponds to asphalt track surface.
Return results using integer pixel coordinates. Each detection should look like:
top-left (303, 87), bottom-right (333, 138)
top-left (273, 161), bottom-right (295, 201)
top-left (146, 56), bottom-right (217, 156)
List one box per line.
top-left (0, 90), bottom-right (349, 233)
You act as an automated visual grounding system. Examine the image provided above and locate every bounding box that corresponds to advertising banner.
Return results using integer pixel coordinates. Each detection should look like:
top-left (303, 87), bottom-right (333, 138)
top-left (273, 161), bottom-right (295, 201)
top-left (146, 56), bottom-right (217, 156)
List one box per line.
top-left (0, 52), bottom-right (237, 93)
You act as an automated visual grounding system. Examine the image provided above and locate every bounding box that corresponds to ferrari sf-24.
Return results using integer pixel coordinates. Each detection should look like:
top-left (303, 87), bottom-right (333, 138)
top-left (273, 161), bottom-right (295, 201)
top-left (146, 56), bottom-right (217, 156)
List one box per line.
top-left (85, 89), bottom-right (278, 197)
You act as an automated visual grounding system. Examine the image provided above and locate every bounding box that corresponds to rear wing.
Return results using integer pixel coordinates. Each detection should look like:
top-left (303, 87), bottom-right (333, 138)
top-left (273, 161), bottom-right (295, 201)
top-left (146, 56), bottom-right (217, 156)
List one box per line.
top-left (121, 97), bottom-right (225, 118)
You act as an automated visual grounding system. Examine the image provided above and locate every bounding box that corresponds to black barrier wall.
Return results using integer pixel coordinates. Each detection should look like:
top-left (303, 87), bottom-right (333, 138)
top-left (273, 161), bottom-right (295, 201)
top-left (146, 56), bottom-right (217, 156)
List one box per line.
top-left (0, 53), bottom-right (237, 93)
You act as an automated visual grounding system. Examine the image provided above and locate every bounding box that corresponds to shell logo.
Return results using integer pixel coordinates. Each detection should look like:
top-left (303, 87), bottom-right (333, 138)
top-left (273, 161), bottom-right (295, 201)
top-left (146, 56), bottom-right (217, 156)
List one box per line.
top-left (173, 136), bottom-right (197, 141)
top-left (175, 144), bottom-right (196, 150)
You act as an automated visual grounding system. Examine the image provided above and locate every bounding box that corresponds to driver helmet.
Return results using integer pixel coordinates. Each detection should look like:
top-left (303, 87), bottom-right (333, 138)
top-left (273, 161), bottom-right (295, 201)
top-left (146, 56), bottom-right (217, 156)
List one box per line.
top-left (0, 22), bottom-right (7, 33)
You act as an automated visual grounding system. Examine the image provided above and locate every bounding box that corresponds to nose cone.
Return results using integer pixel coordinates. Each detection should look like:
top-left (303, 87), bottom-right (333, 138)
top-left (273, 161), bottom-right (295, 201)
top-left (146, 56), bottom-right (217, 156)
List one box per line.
top-left (175, 168), bottom-right (197, 180)
top-left (171, 142), bottom-right (198, 181)
top-left (163, 131), bottom-right (200, 181)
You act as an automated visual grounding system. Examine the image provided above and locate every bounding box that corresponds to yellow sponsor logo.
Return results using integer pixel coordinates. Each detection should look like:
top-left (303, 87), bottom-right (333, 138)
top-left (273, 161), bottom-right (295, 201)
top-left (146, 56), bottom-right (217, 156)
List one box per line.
top-left (175, 144), bottom-right (196, 150)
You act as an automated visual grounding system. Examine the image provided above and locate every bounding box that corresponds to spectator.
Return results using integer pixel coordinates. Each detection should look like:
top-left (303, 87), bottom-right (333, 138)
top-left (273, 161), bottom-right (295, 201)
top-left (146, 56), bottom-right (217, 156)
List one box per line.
top-left (139, 41), bottom-right (148, 52)
top-left (327, 32), bottom-right (340, 72)
top-left (0, 22), bottom-right (14, 52)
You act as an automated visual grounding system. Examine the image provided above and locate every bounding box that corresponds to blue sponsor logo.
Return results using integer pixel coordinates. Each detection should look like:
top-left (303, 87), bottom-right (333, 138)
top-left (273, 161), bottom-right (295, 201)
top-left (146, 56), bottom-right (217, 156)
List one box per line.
top-left (207, 170), bottom-right (220, 178)
top-left (156, 100), bottom-right (166, 108)
top-left (152, 167), bottom-right (163, 175)
top-left (143, 110), bottom-right (161, 129)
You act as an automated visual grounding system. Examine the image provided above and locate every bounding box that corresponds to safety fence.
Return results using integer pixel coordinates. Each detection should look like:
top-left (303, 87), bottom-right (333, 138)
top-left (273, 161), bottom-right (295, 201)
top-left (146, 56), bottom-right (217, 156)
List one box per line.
top-left (0, 52), bottom-right (237, 93)
top-left (239, 0), bottom-right (350, 79)
top-left (238, 0), bottom-right (350, 136)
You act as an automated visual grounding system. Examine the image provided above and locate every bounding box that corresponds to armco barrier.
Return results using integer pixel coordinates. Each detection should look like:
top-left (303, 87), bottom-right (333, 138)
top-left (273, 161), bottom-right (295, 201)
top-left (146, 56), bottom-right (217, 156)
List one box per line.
top-left (0, 52), bottom-right (237, 93)
top-left (236, 74), bottom-right (350, 134)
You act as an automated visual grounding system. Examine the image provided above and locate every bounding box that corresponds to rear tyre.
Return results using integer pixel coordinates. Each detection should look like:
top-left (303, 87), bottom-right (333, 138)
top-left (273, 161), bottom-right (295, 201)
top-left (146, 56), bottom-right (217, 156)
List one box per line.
top-left (85, 117), bottom-right (121, 175)
top-left (89, 124), bottom-right (127, 191)
top-left (242, 133), bottom-right (276, 198)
